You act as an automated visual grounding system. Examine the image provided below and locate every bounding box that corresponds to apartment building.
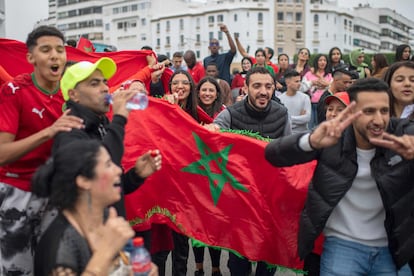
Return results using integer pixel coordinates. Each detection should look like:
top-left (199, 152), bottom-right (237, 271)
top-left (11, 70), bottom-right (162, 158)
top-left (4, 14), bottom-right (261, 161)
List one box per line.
top-left (274, 0), bottom-right (306, 58)
top-left (354, 5), bottom-right (413, 52)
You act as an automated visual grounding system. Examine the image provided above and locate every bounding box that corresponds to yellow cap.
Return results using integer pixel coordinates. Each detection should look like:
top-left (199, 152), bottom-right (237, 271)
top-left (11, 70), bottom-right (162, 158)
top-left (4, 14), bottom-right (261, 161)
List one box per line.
top-left (61, 57), bottom-right (117, 101)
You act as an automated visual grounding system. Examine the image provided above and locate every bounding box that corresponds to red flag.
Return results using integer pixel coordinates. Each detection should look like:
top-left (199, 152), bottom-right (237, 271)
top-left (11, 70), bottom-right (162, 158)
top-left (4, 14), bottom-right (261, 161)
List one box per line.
top-left (76, 37), bottom-right (96, 53)
top-left (0, 38), bottom-right (167, 91)
top-left (122, 98), bottom-right (316, 270)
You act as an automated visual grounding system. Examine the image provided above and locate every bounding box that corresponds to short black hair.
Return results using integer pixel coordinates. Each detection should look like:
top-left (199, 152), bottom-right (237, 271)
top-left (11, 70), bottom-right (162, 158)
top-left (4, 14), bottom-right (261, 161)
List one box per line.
top-left (283, 69), bottom-right (300, 79)
top-left (26, 25), bottom-right (65, 51)
top-left (245, 66), bottom-right (274, 86)
top-left (265, 47), bottom-right (274, 59)
top-left (141, 45), bottom-right (153, 50)
top-left (347, 78), bottom-right (390, 102)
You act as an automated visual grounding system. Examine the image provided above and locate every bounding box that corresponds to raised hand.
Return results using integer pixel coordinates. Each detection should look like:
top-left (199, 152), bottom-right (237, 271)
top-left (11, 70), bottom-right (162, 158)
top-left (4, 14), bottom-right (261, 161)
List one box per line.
top-left (370, 132), bottom-right (414, 160)
top-left (134, 149), bottom-right (162, 178)
top-left (111, 88), bottom-right (137, 118)
top-left (93, 207), bottom-right (134, 256)
top-left (309, 102), bottom-right (361, 149)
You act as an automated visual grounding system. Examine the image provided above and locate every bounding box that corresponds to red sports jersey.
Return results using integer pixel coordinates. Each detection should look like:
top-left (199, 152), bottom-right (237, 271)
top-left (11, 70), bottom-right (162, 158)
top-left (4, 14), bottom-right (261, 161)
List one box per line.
top-left (0, 74), bottom-right (64, 191)
top-left (187, 62), bottom-right (205, 85)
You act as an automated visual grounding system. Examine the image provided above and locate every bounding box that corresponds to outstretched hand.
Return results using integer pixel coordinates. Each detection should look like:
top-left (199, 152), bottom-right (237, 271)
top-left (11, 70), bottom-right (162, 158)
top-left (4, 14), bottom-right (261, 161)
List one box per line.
top-left (134, 149), bottom-right (162, 178)
top-left (370, 132), bottom-right (414, 160)
top-left (309, 102), bottom-right (361, 149)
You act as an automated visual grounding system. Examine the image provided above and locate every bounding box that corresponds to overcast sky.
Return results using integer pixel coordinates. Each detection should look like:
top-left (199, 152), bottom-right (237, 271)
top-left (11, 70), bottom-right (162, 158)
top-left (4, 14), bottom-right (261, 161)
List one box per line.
top-left (6, 0), bottom-right (413, 42)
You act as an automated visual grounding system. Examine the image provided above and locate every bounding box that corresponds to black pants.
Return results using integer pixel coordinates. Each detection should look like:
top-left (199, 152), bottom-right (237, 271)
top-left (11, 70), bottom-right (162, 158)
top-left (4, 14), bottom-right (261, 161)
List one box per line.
top-left (172, 231), bottom-right (189, 276)
top-left (193, 246), bottom-right (221, 267)
top-left (151, 231), bottom-right (189, 276)
top-left (228, 252), bottom-right (275, 276)
top-left (303, 252), bottom-right (320, 276)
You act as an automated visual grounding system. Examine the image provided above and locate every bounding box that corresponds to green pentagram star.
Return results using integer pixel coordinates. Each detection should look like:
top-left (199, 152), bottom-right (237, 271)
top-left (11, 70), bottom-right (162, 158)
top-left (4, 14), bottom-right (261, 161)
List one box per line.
top-left (181, 132), bottom-right (248, 206)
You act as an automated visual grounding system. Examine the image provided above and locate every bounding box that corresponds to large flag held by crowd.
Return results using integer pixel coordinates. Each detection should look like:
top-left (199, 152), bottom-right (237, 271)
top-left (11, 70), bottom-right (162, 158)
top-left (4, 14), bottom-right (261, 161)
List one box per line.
top-left (0, 38), bottom-right (317, 271)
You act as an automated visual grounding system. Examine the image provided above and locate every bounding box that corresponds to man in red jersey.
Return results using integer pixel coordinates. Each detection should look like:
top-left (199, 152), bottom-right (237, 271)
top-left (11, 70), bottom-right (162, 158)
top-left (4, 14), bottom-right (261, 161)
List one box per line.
top-left (184, 50), bottom-right (205, 85)
top-left (0, 25), bottom-right (83, 275)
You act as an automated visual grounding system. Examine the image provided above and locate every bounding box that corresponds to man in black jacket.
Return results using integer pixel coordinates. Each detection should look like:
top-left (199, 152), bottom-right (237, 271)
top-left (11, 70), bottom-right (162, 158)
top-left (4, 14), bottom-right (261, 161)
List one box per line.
top-left (214, 66), bottom-right (291, 276)
top-left (57, 57), bottom-right (162, 218)
top-left (265, 78), bottom-right (414, 275)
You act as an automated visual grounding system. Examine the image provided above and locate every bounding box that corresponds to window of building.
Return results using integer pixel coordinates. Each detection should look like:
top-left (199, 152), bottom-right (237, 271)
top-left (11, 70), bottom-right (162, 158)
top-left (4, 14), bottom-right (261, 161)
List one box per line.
top-left (166, 21), bottom-right (170, 31)
top-left (258, 12), bottom-right (263, 24)
top-left (296, 12), bottom-right (302, 22)
top-left (296, 30), bottom-right (302, 39)
top-left (68, 10), bottom-right (77, 17)
top-left (157, 38), bottom-right (160, 46)
top-left (141, 18), bottom-right (146, 26)
top-left (234, 14), bottom-right (238, 22)
top-left (217, 14), bottom-right (223, 22)
top-left (277, 12), bottom-right (284, 21)
top-left (344, 19), bottom-right (347, 28)
top-left (180, 35), bottom-right (184, 44)
top-left (58, 0), bottom-right (67, 7)
top-left (277, 31), bottom-right (284, 40)
top-left (314, 14), bottom-right (319, 25)
top-left (344, 34), bottom-right (347, 43)
top-left (156, 23), bottom-right (160, 33)
top-left (218, 31), bottom-right (223, 40)
top-left (209, 31), bottom-right (214, 40)
top-left (208, 16), bottom-right (214, 23)
top-left (179, 19), bottom-right (184, 30)
top-left (196, 18), bottom-right (200, 27)
top-left (166, 36), bottom-right (170, 45)
top-left (113, 7), bottom-right (119, 14)
top-left (131, 4), bottom-right (137, 11)
top-left (122, 6), bottom-right (128, 12)
top-left (258, 30), bottom-right (263, 41)
top-left (278, 47), bottom-right (283, 55)
top-left (196, 34), bottom-right (200, 42)
top-left (196, 51), bottom-right (200, 58)
top-left (286, 12), bottom-right (293, 23)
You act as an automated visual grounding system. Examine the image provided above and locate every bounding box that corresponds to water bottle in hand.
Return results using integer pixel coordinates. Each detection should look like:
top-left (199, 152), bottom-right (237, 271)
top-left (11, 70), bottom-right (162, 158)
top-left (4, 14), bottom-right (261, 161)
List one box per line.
top-left (130, 237), bottom-right (151, 276)
top-left (105, 92), bottom-right (148, 110)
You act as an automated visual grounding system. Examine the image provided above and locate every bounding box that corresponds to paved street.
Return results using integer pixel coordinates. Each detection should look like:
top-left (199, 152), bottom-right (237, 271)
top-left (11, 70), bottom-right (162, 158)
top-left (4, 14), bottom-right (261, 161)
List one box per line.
top-left (164, 241), bottom-right (301, 276)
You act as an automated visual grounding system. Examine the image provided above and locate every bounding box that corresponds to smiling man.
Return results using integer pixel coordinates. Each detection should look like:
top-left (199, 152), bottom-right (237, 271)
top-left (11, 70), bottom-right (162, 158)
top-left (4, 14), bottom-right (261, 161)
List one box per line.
top-left (265, 78), bottom-right (414, 275)
top-left (213, 66), bottom-right (291, 276)
top-left (0, 26), bottom-right (84, 275)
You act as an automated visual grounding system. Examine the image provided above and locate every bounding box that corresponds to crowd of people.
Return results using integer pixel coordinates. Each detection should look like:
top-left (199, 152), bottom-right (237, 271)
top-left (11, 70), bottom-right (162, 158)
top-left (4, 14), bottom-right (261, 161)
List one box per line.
top-left (0, 22), bottom-right (414, 276)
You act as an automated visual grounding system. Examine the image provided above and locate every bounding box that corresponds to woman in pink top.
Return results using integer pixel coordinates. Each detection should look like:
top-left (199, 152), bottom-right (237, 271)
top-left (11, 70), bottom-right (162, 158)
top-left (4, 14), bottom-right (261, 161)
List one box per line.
top-left (300, 54), bottom-right (333, 128)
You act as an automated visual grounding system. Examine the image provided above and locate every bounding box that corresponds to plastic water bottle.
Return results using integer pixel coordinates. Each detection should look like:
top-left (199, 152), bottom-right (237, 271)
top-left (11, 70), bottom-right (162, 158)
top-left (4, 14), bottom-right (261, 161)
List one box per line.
top-left (105, 92), bottom-right (148, 110)
top-left (130, 237), bottom-right (151, 276)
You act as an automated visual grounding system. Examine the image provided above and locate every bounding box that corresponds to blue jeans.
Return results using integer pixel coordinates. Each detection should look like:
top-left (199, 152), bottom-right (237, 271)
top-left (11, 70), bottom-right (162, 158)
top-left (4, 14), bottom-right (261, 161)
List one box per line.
top-left (321, 236), bottom-right (412, 276)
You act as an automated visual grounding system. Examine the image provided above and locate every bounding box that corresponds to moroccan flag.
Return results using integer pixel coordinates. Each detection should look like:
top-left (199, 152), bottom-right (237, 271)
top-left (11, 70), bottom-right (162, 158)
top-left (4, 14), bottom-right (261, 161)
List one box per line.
top-left (0, 38), bottom-right (171, 91)
top-left (76, 37), bottom-right (96, 53)
top-left (122, 97), bottom-right (316, 270)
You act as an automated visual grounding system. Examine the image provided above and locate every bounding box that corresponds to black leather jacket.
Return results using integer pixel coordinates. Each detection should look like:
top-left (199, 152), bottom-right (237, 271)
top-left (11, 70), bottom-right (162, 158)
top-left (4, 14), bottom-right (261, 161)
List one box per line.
top-left (265, 118), bottom-right (414, 268)
top-left (53, 101), bottom-right (145, 217)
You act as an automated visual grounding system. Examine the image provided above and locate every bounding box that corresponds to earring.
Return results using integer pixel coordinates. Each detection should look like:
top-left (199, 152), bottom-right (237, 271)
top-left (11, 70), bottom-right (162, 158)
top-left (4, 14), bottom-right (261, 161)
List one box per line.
top-left (87, 190), bottom-right (92, 211)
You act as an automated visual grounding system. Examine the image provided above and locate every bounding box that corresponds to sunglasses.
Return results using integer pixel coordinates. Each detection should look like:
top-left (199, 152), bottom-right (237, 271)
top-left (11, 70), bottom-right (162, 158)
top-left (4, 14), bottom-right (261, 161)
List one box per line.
top-left (210, 42), bottom-right (219, 47)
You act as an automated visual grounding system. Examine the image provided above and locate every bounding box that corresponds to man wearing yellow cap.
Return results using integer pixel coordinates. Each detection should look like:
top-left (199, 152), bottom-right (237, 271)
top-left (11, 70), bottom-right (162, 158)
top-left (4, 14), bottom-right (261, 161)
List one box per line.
top-left (55, 57), bottom-right (162, 218)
